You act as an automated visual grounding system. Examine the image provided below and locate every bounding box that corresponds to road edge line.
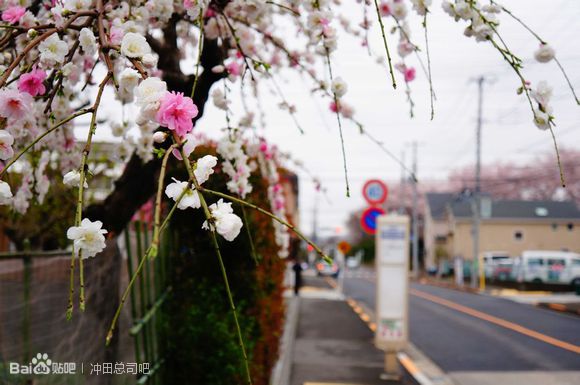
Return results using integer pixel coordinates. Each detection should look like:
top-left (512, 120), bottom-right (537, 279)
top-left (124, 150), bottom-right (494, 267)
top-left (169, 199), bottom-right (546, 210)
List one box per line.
top-left (345, 296), bottom-right (455, 385)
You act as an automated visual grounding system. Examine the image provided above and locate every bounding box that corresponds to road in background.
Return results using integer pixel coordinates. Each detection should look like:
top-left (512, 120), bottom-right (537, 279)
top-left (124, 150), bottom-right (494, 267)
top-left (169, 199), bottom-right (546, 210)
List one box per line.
top-left (341, 267), bottom-right (580, 384)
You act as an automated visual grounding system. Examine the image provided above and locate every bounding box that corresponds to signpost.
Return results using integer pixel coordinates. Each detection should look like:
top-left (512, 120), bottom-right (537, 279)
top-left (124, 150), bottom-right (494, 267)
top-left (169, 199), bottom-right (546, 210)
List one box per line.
top-left (363, 179), bottom-right (388, 205)
top-left (375, 215), bottom-right (410, 379)
top-left (337, 241), bottom-right (351, 255)
top-left (360, 179), bottom-right (388, 235)
top-left (360, 207), bottom-right (386, 235)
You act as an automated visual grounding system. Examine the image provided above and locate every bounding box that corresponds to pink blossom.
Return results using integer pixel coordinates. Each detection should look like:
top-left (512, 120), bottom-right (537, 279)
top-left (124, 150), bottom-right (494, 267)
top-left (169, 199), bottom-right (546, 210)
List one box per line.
top-left (2, 6), bottom-right (26, 24)
top-left (330, 101), bottom-right (338, 113)
top-left (205, 9), bottom-right (216, 18)
top-left (226, 61), bottom-right (242, 77)
top-left (404, 67), bottom-right (416, 82)
top-left (18, 69), bottom-right (47, 96)
top-left (109, 26), bottom-right (124, 46)
top-left (379, 1), bottom-right (391, 16)
top-left (259, 139), bottom-right (273, 159)
top-left (0, 89), bottom-right (33, 121)
top-left (156, 92), bottom-right (198, 137)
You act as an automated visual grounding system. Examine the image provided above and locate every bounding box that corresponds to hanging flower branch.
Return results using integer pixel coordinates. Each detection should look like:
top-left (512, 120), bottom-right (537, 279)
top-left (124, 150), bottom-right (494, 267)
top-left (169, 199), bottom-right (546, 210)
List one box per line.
top-left (0, 1), bottom-right (577, 383)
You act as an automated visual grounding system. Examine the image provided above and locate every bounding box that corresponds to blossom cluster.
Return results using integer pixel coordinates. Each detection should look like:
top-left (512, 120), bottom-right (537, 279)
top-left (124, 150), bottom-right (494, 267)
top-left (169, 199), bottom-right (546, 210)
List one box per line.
top-left (442, 0), bottom-right (500, 42)
top-left (0, 0), bottom-right (575, 261)
top-left (441, 1), bottom-right (561, 130)
top-left (255, 139), bottom-right (290, 258)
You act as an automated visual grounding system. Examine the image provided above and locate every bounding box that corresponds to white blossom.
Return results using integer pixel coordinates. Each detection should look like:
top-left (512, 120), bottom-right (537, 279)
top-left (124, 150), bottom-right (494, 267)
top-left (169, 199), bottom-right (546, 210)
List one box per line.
top-left (38, 34), bottom-right (68, 66)
top-left (121, 32), bottom-right (151, 59)
top-left (194, 155), bottom-right (218, 185)
top-left (534, 44), bottom-right (555, 63)
top-left (202, 199), bottom-right (243, 241)
top-left (64, 0), bottom-right (93, 12)
top-left (135, 77), bottom-right (167, 110)
top-left (0, 180), bottom-right (12, 205)
top-left (79, 27), bottom-right (97, 56)
top-left (0, 130), bottom-right (14, 160)
top-left (533, 110), bottom-right (551, 131)
top-left (141, 53), bottom-right (158, 68)
top-left (531, 81), bottom-right (553, 109)
top-left (331, 77), bottom-right (347, 97)
top-left (63, 170), bottom-right (88, 188)
top-left (152, 131), bottom-right (167, 143)
top-left (165, 178), bottom-right (200, 210)
top-left (67, 218), bottom-right (108, 258)
top-left (410, 0), bottom-right (432, 16)
top-left (118, 68), bottom-right (140, 103)
top-left (211, 88), bottom-right (229, 110)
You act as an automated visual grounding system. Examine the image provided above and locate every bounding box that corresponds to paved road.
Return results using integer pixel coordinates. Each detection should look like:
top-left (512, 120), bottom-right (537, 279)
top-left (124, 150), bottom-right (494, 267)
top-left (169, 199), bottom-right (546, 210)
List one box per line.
top-left (341, 268), bottom-right (580, 381)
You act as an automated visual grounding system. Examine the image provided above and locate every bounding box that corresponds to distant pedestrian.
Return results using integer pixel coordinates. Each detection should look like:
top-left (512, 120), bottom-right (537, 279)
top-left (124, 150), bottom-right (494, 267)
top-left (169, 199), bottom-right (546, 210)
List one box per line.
top-left (292, 259), bottom-right (303, 296)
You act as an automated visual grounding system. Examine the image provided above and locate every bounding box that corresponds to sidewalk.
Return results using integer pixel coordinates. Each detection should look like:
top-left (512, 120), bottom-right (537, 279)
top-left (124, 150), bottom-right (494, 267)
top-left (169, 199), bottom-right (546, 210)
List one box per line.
top-left (283, 275), bottom-right (400, 385)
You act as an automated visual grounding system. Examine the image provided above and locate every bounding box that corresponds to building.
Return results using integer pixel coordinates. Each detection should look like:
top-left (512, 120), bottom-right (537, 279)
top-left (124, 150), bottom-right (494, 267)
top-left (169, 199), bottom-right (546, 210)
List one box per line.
top-left (425, 194), bottom-right (580, 268)
top-left (424, 193), bottom-right (454, 270)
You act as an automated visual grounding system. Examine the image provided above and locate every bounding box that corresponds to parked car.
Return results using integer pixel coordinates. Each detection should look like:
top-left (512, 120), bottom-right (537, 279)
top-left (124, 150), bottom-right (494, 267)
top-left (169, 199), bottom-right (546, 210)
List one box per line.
top-left (482, 251), bottom-right (510, 278)
top-left (316, 259), bottom-right (340, 278)
top-left (512, 250), bottom-right (580, 286)
top-left (491, 260), bottom-right (514, 281)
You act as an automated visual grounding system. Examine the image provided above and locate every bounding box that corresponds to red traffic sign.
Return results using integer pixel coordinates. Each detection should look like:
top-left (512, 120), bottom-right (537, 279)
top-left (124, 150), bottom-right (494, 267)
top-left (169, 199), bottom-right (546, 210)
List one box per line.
top-left (360, 206), bottom-right (386, 235)
top-left (362, 179), bottom-right (388, 205)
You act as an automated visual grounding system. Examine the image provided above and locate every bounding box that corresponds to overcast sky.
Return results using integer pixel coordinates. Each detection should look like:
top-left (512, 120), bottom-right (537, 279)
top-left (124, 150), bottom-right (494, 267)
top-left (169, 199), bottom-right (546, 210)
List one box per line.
top-left (81, 1), bottom-right (580, 238)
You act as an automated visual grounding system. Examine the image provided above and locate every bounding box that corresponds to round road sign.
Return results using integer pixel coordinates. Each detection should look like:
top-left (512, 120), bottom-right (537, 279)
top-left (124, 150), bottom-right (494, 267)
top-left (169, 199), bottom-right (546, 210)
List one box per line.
top-left (360, 206), bottom-right (386, 235)
top-left (362, 179), bottom-right (388, 205)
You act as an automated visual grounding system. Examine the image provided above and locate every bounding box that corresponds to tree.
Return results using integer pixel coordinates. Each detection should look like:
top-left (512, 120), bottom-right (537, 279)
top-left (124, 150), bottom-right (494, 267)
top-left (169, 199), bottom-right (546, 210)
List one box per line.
top-left (447, 148), bottom-right (580, 204)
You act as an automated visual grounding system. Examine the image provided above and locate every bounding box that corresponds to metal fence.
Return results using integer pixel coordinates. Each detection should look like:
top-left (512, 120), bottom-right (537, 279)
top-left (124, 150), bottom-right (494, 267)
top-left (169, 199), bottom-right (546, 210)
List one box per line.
top-left (0, 219), bottom-right (169, 385)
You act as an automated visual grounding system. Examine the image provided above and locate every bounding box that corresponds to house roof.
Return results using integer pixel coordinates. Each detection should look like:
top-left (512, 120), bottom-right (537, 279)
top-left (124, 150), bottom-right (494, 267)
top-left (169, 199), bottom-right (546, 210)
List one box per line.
top-left (449, 199), bottom-right (580, 220)
top-left (425, 193), bottom-right (455, 220)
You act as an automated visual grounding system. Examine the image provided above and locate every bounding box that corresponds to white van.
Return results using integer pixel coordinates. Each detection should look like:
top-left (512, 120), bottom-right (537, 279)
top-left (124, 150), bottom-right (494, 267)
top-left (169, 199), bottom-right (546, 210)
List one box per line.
top-left (482, 251), bottom-right (511, 278)
top-left (512, 250), bottom-right (580, 285)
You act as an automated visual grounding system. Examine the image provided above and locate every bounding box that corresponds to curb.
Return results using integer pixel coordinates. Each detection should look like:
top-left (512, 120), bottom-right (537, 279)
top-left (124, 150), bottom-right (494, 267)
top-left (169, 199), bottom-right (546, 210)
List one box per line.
top-left (344, 296), bottom-right (455, 385)
top-left (536, 302), bottom-right (580, 316)
top-left (270, 295), bottom-right (300, 385)
top-left (398, 352), bottom-right (433, 385)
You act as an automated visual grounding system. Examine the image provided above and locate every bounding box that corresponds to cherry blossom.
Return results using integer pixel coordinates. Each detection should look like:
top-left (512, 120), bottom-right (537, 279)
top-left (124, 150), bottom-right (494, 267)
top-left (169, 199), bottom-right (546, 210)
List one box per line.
top-left (194, 155), bottom-right (218, 185)
top-left (534, 43), bottom-right (555, 63)
top-left (165, 178), bottom-right (201, 210)
top-left (202, 199), bottom-right (243, 242)
top-left (121, 32), bottom-right (151, 59)
top-left (1, 6), bottom-right (26, 24)
top-left (79, 28), bottom-right (97, 56)
top-left (38, 34), bottom-right (69, 66)
top-left (0, 89), bottom-right (33, 121)
top-left (18, 69), bottom-right (47, 97)
top-left (63, 170), bottom-right (88, 188)
top-left (0, 130), bottom-right (14, 160)
top-left (156, 92), bottom-right (199, 136)
top-left (0, 180), bottom-right (12, 205)
top-left (67, 219), bottom-right (108, 258)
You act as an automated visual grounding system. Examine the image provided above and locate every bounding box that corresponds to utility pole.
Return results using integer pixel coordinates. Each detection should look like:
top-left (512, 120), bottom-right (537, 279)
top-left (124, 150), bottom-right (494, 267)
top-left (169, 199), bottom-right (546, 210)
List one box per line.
top-left (411, 142), bottom-right (419, 279)
top-left (312, 190), bottom-right (319, 245)
top-left (471, 76), bottom-right (484, 289)
top-left (399, 150), bottom-right (406, 214)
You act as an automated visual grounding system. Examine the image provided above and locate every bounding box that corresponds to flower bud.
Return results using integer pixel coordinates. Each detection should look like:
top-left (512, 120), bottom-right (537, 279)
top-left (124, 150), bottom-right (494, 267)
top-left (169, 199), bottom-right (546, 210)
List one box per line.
top-left (152, 131), bottom-right (167, 143)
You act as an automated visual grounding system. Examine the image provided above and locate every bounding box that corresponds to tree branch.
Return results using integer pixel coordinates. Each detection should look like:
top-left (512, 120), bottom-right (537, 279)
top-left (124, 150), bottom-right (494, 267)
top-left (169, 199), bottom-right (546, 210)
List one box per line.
top-left (84, 39), bottom-right (226, 235)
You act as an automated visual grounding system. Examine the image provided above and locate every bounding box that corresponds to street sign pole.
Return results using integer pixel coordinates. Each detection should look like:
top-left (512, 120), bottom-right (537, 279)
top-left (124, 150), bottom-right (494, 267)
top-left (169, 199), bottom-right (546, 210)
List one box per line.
top-left (375, 215), bottom-right (410, 379)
